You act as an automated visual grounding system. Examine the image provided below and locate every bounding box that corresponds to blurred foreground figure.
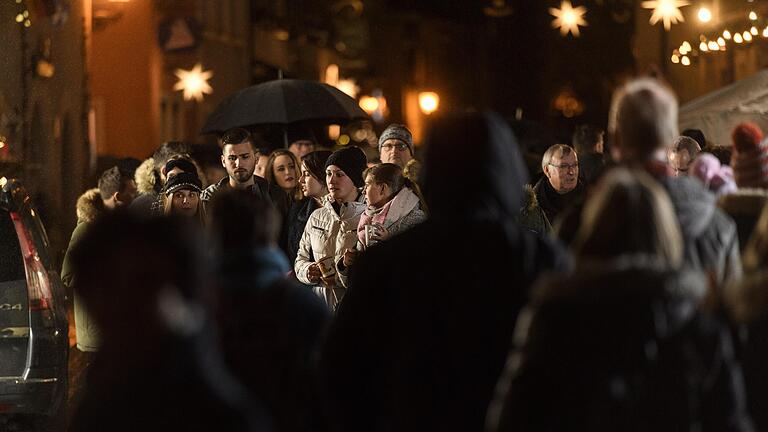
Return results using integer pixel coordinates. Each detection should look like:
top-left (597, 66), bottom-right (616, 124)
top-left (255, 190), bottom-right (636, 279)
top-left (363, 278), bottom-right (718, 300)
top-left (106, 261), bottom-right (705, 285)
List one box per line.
top-left (208, 189), bottom-right (330, 432)
top-left (67, 212), bottom-right (269, 432)
top-left (489, 168), bottom-right (752, 432)
top-left (321, 112), bottom-right (568, 432)
top-left (607, 78), bottom-right (741, 291)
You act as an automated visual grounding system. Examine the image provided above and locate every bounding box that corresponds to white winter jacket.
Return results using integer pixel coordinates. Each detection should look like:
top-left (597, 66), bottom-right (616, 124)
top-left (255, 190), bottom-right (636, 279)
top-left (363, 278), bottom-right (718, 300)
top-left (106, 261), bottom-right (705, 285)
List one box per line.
top-left (294, 193), bottom-right (366, 310)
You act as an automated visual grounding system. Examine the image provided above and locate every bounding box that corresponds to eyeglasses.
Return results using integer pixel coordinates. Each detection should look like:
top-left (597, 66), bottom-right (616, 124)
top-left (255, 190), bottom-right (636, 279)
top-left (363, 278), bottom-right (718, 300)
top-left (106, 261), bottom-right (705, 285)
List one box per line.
top-left (381, 143), bottom-right (409, 151)
top-left (548, 163), bottom-right (578, 171)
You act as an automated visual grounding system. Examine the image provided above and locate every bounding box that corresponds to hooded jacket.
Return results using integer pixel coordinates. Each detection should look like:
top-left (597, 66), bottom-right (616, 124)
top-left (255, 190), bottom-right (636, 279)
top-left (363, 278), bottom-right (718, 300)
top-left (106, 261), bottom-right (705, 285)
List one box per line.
top-left (490, 257), bottom-right (752, 432)
top-left (61, 188), bottom-right (105, 352)
top-left (294, 193), bottom-right (366, 310)
top-left (659, 175), bottom-right (742, 289)
top-left (320, 112), bottom-right (568, 432)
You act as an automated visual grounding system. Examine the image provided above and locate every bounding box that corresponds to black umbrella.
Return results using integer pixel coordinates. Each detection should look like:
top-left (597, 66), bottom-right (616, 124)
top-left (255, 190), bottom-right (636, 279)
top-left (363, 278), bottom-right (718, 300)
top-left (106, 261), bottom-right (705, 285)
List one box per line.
top-left (201, 79), bottom-right (369, 136)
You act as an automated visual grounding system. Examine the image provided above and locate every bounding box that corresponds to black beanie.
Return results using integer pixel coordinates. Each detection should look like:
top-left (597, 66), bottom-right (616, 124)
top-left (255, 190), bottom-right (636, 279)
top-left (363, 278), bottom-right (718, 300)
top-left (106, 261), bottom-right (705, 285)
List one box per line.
top-left (164, 158), bottom-right (197, 176)
top-left (164, 172), bottom-right (202, 195)
top-left (325, 146), bottom-right (367, 187)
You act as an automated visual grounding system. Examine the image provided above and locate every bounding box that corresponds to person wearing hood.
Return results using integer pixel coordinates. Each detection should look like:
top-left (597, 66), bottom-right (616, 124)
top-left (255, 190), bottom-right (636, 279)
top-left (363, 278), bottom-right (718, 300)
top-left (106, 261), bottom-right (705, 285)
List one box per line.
top-left (488, 168), bottom-right (751, 432)
top-left (62, 166), bottom-right (137, 354)
top-left (208, 189), bottom-right (330, 432)
top-left (294, 146), bottom-right (367, 311)
top-left (607, 77), bottom-right (742, 291)
top-left (533, 144), bottom-right (585, 225)
top-left (320, 112), bottom-right (568, 432)
top-left (130, 141), bottom-right (194, 216)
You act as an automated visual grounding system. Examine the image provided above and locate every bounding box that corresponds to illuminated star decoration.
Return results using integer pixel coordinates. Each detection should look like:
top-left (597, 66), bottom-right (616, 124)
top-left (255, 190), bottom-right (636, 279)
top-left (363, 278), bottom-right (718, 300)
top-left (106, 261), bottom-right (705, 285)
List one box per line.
top-left (550, 1), bottom-right (588, 37)
top-left (642, 0), bottom-right (690, 31)
top-left (173, 63), bottom-right (213, 101)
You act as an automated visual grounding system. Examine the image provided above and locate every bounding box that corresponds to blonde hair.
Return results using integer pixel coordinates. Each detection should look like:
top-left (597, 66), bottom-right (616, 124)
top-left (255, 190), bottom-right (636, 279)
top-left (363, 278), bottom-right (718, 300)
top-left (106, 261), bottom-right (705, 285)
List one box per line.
top-left (265, 149), bottom-right (303, 201)
top-left (162, 191), bottom-right (206, 226)
top-left (608, 78), bottom-right (679, 162)
top-left (572, 168), bottom-right (683, 267)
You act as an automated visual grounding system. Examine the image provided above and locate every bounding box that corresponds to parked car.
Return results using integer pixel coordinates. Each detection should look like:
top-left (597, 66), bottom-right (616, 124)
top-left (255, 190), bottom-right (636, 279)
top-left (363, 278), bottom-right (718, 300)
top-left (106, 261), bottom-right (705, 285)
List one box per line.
top-left (0, 177), bottom-right (68, 431)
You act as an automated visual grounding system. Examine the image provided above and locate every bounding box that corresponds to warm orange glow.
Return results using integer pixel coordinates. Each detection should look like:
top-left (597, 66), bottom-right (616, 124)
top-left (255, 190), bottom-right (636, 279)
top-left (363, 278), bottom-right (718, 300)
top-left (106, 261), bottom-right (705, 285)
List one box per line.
top-left (359, 96), bottom-right (379, 115)
top-left (549, 1), bottom-right (587, 37)
top-left (418, 92), bottom-right (440, 115)
top-left (697, 7), bottom-right (711, 23)
top-left (173, 63), bottom-right (213, 101)
top-left (328, 125), bottom-right (341, 140)
top-left (642, 0), bottom-right (690, 30)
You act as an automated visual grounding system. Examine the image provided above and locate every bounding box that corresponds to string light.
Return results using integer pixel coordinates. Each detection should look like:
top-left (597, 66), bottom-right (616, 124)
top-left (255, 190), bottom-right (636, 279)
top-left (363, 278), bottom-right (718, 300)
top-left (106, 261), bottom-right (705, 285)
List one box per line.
top-left (723, 30), bottom-right (732, 39)
top-left (734, 33), bottom-right (744, 43)
top-left (751, 26), bottom-right (759, 35)
top-left (682, 56), bottom-right (691, 66)
top-left (708, 41), bottom-right (719, 50)
top-left (750, 11), bottom-right (758, 20)
top-left (718, 37), bottom-right (726, 46)
top-left (700, 41), bottom-right (709, 51)
top-left (743, 31), bottom-right (752, 42)
top-left (671, 54), bottom-right (680, 63)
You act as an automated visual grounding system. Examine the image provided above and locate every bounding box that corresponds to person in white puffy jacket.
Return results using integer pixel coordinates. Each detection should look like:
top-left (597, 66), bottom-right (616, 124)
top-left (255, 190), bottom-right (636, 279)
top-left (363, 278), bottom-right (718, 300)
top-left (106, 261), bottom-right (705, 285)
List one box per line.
top-left (295, 146), bottom-right (368, 311)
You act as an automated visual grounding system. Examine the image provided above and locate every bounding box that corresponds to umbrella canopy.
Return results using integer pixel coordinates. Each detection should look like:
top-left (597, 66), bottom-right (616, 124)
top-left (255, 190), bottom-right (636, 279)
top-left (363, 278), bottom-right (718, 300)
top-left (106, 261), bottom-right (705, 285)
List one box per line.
top-left (201, 79), bottom-right (369, 135)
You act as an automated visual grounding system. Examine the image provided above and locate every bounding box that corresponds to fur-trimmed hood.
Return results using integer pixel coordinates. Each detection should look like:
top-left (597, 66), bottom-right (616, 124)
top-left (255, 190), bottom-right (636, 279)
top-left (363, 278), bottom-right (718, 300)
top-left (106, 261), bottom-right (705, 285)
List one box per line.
top-left (76, 188), bottom-right (105, 224)
top-left (522, 184), bottom-right (540, 213)
top-left (135, 158), bottom-right (160, 195)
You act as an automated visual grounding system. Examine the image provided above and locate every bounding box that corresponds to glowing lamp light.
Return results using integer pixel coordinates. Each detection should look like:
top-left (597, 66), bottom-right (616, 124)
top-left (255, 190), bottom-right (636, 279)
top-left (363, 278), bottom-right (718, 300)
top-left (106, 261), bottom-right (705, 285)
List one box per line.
top-left (359, 96), bottom-right (379, 115)
top-left (418, 92), bottom-right (440, 115)
top-left (718, 37), bottom-right (726, 46)
top-left (173, 63), bottom-right (213, 101)
top-left (338, 134), bottom-right (351, 146)
top-left (328, 125), bottom-right (341, 140)
top-left (671, 54), bottom-right (680, 63)
top-left (734, 33), bottom-right (744, 43)
top-left (681, 56), bottom-right (691, 66)
top-left (700, 41), bottom-right (708, 51)
top-left (723, 30), bottom-right (732, 39)
top-left (550, 1), bottom-right (588, 37)
top-left (642, 0), bottom-right (690, 30)
top-left (752, 26), bottom-right (759, 35)
top-left (744, 31), bottom-right (753, 42)
top-left (336, 79), bottom-right (359, 99)
top-left (750, 11), bottom-right (758, 20)
top-left (763, 27), bottom-right (768, 37)
top-left (698, 7), bottom-right (711, 23)
top-left (0, 177), bottom-right (6, 188)
top-left (707, 41), bottom-right (719, 50)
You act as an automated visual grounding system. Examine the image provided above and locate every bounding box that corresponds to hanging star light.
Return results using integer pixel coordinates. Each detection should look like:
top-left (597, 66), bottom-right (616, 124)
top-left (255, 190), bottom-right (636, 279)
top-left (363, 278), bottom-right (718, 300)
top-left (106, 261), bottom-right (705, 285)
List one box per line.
top-left (173, 63), bottom-right (213, 101)
top-left (642, 0), bottom-right (690, 30)
top-left (550, 1), bottom-right (588, 37)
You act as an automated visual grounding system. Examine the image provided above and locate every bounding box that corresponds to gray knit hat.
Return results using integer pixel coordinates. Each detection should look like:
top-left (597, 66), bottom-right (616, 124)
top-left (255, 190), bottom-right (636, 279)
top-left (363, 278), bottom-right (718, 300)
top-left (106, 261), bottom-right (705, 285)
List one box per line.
top-left (378, 124), bottom-right (414, 156)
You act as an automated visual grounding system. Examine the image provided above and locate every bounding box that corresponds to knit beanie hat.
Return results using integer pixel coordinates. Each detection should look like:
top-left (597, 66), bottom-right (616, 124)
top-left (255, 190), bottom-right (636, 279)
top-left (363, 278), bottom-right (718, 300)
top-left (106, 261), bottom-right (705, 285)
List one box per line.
top-left (731, 122), bottom-right (768, 188)
top-left (378, 124), bottom-right (414, 155)
top-left (325, 146), bottom-right (367, 187)
top-left (164, 158), bottom-right (197, 176)
top-left (164, 172), bottom-right (202, 195)
top-left (690, 153), bottom-right (737, 196)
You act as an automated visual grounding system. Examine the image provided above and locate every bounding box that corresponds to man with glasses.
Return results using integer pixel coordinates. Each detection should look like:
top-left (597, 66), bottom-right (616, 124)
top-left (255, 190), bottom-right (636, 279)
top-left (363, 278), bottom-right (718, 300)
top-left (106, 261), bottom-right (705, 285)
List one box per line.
top-left (533, 144), bottom-right (584, 224)
top-left (378, 124), bottom-right (414, 168)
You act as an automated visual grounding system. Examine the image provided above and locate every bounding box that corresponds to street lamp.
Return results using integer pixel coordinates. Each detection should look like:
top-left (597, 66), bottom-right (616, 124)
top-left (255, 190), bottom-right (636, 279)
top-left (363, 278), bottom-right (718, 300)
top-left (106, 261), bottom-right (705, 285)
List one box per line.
top-left (418, 92), bottom-right (439, 115)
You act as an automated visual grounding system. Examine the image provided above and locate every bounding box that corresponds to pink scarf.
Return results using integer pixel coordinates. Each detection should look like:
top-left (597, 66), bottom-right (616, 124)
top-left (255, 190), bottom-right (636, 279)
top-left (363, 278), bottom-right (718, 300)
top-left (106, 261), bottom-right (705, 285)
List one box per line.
top-left (357, 200), bottom-right (393, 246)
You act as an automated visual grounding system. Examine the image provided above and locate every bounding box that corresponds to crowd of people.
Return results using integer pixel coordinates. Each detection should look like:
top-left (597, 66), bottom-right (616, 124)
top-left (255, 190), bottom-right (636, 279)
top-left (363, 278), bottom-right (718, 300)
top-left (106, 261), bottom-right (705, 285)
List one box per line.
top-left (58, 76), bottom-right (768, 431)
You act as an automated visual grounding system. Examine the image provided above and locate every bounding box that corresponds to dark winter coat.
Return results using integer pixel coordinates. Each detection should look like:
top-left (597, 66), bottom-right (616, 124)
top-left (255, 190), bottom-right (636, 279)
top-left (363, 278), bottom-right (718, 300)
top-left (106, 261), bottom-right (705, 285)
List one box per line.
top-left (517, 184), bottom-right (553, 236)
top-left (283, 197), bottom-right (322, 266)
top-left (320, 112), bottom-right (569, 432)
top-left (216, 247), bottom-right (330, 432)
top-left (201, 175), bottom-right (291, 219)
top-left (578, 151), bottom-right (605, 186)
top-left (726, 270), bottom-right (768, 432)
top-left (490, 257), bottom-right (752, 432)
top-left (532, 176), bottom-right (585, 225)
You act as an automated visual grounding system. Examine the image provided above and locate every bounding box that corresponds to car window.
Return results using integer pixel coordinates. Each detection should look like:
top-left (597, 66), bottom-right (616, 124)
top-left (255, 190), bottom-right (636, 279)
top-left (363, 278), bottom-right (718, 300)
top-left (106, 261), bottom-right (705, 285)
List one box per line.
top-left (0, 209), bottom-right (25, 283)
